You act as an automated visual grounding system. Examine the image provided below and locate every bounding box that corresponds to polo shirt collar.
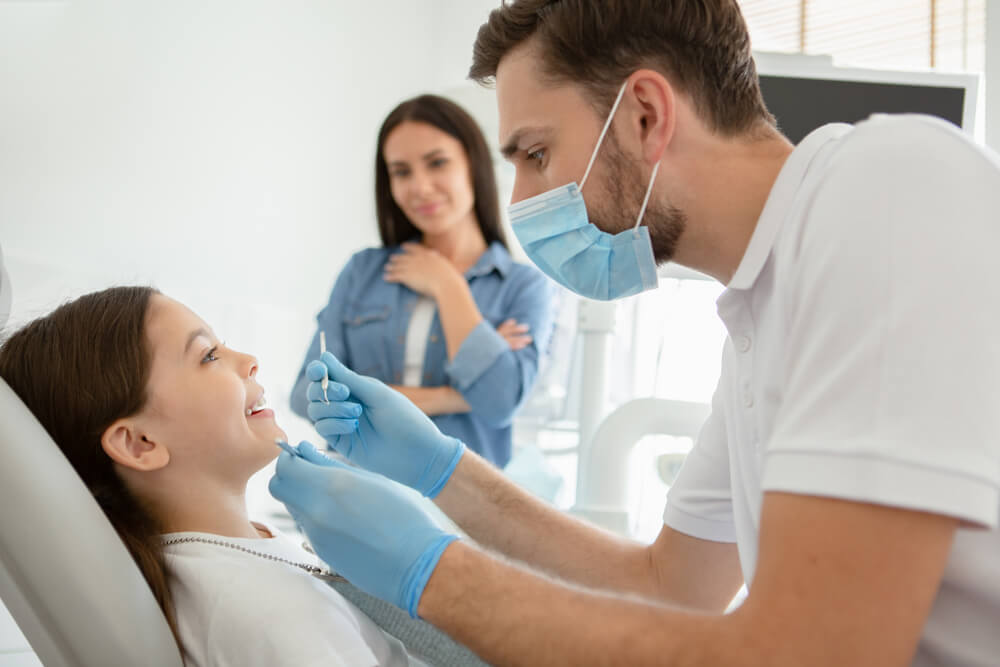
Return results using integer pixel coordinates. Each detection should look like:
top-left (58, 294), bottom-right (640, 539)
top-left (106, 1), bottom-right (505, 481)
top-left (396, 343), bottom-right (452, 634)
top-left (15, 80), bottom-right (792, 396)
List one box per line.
top-left (727, 123), bottom-right (853, 290)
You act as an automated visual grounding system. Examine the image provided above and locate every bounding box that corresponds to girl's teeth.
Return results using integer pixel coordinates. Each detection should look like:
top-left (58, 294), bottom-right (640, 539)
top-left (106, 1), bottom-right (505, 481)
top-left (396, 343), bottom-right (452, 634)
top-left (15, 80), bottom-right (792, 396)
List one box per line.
top-left (247, 396), bottom-right (267, 416)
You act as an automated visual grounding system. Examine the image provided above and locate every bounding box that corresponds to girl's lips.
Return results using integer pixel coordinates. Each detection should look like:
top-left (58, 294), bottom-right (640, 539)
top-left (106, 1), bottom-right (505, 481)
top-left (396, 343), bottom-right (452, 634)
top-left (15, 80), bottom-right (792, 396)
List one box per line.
top-left (248, 408), bottom-right (274, 420)
top-left (416, 203), bottom-right (441, 216)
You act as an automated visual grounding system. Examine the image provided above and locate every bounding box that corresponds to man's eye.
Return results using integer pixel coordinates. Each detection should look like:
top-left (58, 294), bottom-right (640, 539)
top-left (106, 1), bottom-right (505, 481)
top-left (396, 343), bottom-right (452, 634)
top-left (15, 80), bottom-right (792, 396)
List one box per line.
top-left (527, 149), bottom-right (546, 165)
top-left (202, 346), bottom-right (219, 363)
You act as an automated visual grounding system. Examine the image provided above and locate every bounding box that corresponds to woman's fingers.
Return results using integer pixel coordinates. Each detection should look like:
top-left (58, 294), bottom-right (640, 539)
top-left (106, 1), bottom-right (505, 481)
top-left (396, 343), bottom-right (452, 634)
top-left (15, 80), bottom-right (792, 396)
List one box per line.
top-left (503, 335), bottom-right (533, 350)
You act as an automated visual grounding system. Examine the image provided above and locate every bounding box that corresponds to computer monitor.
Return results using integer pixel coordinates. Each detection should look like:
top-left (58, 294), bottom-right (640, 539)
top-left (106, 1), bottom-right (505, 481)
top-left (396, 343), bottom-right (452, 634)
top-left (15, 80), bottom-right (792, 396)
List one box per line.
top-left (754, 52), bottom-right (981, 143)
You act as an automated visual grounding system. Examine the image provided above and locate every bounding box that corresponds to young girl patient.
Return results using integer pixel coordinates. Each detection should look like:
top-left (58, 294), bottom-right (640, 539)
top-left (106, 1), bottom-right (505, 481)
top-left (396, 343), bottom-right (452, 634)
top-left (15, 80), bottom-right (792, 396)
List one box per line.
top-left (0, 286), bottom-right (424, 667)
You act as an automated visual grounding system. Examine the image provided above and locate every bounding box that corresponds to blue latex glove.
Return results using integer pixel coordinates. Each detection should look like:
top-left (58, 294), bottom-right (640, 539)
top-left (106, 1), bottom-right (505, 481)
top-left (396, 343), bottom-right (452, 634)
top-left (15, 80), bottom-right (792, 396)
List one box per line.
top-left (268, 441), bottom-right (458, 617)
top-left (305, 351), bottom-right (464, 497)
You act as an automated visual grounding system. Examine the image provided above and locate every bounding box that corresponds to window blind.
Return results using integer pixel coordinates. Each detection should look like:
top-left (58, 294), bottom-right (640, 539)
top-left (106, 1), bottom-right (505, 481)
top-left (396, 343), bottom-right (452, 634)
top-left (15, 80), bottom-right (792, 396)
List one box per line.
top-left (741, 0), bottom-right (986, 72)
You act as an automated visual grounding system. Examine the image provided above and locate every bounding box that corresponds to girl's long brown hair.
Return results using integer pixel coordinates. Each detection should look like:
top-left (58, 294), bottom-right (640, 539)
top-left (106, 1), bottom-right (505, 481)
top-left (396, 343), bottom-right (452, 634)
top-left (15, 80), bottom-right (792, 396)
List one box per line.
top-left (0, 286), bottom-right (180, 646)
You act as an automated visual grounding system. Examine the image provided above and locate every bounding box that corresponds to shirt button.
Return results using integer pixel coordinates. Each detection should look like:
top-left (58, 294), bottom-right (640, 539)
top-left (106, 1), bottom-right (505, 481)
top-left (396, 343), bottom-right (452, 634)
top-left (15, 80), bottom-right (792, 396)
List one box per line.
top-left (430, 334), bottom-right (439, 343)
top-left (424, 372), bottom-right (432, 382)
top-left (397, 336), bottom-right (404, 345)
top-left (736, 335), bottom-right (752, 353)
top-left (742, 385), bottom-right (754, 408)
top-left (395, 372), bottom-right (402, 382)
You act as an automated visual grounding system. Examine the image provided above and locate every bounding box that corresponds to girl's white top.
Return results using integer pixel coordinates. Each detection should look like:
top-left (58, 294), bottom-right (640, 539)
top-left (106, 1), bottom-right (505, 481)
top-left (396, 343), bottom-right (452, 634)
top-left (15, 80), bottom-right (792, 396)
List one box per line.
top-left (163, 521), bottom-right (418, 667)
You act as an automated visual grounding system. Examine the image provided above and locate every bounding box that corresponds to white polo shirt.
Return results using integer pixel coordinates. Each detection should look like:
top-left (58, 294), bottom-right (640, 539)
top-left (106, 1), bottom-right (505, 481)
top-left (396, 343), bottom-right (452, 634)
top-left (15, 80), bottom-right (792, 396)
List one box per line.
top-left (664, 114), bottom-right (1000, 666)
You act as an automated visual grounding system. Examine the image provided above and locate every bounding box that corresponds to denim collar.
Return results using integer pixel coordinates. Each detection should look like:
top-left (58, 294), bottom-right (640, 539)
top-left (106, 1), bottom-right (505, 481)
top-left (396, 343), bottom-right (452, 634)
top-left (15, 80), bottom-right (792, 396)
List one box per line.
top-left (465, 241), bottom-right (513, 279)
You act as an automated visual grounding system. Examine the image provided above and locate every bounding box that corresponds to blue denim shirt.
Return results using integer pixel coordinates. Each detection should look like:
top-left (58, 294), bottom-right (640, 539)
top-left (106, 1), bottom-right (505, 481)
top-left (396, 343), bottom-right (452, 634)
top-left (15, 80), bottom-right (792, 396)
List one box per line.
top-left (291, 242), bottom-right (555, 467)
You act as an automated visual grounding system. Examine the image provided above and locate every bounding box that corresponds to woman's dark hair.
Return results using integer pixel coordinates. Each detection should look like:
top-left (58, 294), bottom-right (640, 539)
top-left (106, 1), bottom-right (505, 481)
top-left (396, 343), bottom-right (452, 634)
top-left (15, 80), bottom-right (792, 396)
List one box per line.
top-left (374, 94), bottom-right (508, 249)
top-left (0, 286), bottom-right (180, 646)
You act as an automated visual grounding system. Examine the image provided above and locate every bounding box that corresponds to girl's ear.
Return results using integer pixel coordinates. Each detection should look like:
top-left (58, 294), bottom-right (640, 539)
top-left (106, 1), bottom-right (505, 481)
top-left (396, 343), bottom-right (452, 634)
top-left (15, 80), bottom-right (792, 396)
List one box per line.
top-left (101, 419), bottom-right (170, 472)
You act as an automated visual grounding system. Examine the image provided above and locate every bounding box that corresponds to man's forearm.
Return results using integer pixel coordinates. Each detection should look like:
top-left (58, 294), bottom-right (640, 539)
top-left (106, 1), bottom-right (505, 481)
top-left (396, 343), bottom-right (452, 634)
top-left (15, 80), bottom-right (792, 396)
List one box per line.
top-left (434, 451), bottom-right (658, 597)
top-left (419, 541), bottom-right (738, 667)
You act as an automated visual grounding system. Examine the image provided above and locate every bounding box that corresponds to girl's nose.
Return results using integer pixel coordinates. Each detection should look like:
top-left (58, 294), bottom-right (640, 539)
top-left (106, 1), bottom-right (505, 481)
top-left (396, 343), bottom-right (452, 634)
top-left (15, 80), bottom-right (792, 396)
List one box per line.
top-left (240, 352), bottom-right (259, 379)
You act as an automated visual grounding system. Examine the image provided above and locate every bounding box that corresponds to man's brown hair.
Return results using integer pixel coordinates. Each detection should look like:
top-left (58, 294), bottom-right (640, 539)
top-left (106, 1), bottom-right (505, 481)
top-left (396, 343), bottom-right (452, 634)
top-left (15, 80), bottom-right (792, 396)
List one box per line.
top-left (470, 0), bottom-right (776, 136)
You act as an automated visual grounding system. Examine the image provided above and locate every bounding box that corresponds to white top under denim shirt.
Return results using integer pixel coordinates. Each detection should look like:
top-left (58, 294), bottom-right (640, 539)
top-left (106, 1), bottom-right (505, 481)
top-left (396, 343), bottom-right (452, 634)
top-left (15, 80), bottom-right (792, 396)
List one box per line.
top-left (291, 242), bottom-right (555, 467)
top-left (403, 297), bottom-right (437, 386)
top-left (664, 115), bottom-right (1000, 666)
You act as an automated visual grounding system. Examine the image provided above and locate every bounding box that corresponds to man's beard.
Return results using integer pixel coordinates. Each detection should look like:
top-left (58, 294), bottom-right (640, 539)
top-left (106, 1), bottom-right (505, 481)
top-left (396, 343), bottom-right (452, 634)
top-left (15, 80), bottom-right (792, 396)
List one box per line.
top-left (589, 131), bottom-right (685, 265)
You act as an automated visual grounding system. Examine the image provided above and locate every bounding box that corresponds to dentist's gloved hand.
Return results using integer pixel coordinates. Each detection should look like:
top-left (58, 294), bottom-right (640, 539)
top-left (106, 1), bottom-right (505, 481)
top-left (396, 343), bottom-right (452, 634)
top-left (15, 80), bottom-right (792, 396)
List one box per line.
top-left (305, 351), bottom-right (464, 497)
top-left (268, 442), bottom-right (457, 617)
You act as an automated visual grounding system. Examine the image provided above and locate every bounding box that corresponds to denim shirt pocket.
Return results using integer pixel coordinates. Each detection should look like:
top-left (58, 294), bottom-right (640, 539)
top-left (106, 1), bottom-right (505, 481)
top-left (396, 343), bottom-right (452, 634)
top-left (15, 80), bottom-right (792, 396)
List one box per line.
top-left (342, 305), bottom-right (393, 378)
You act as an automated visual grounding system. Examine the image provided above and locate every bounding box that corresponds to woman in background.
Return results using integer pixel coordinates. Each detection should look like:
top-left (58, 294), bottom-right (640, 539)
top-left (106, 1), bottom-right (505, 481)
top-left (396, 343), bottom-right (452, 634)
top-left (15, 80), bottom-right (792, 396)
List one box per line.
top-left (291, 95), bottom-right (554, 468)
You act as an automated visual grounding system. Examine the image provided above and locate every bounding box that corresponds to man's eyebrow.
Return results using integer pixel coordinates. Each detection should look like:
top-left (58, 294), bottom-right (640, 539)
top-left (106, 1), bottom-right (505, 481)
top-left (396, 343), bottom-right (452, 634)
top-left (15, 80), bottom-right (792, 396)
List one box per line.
top-left (184, 327), bottom-right (210, 354)
top-left (500, 127), bottom-right (551, 160)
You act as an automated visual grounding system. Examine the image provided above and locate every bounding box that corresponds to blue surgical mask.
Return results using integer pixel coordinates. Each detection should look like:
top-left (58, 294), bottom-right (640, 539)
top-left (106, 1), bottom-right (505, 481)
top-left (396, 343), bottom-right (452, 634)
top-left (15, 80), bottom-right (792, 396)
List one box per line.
top-left (508, 82), bottom-right (660, 301)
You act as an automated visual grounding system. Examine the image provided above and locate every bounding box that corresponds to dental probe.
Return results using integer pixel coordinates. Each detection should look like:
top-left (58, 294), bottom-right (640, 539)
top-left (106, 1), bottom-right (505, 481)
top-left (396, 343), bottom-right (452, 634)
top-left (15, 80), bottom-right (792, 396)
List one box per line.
top-left (275, 438), bottom-right (300, 457)
top-left (319, 330), bottom-right (330, 404)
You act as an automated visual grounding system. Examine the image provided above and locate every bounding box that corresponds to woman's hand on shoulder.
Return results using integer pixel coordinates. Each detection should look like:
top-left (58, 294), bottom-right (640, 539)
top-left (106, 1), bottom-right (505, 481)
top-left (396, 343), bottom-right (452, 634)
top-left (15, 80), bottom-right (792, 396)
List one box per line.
top-left (383, 243), bottom-right (461, 298)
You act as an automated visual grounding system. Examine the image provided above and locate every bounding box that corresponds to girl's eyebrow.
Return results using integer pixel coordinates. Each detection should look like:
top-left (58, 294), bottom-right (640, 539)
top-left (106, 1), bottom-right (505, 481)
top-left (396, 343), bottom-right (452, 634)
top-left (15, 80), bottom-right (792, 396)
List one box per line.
top-left (183, 327), bottom-right (211, 354)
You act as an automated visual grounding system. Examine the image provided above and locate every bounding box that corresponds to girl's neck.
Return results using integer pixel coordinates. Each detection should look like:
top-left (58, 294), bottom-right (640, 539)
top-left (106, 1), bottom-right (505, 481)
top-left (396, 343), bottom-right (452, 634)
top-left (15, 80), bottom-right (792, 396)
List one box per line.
top-left (151, 480), bottom-right (264, 539)
top-left (421, 217), bottom-right (488, 273)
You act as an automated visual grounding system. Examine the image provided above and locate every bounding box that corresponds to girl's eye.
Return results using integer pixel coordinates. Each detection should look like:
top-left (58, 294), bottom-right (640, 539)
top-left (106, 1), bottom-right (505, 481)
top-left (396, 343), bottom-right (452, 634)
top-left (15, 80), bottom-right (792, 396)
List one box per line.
top-left (202, 346), bottom-right (220, 364)
top-left (390, 169), bottom-right (410, 179)
top-left (429, 158), bottom-right (448, 168)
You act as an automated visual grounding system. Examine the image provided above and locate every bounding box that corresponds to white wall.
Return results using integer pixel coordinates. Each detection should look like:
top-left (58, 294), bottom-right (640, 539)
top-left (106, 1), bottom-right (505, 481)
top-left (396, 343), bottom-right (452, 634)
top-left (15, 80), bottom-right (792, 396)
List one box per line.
top-left (988, 0), bottom-right (1000, 150)
top-left (0, 0), bottom-right (503, 518)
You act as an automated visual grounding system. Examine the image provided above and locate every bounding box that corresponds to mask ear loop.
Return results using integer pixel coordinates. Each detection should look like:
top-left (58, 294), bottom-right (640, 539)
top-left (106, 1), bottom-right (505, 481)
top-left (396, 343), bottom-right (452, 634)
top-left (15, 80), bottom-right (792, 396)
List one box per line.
top-left (633, 161), bottom-right (661, 231)
top-left (580, 81), bottom-right (629, 192)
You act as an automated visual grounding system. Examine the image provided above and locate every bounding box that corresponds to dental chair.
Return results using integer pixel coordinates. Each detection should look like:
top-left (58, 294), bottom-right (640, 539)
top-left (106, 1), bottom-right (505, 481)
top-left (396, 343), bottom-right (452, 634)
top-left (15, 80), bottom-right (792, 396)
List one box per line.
top-left (0, 378), bottom-right (184, 666)
top-left (0, 377), bottom-right (487, 667)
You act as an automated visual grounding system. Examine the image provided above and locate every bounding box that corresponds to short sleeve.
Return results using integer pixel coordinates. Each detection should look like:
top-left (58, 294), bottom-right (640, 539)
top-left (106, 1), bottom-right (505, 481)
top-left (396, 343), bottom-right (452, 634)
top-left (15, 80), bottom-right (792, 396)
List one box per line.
top-left (664, 381), bottom-right (737, 542)
top-left (763, 119), bottom-right (1000, 527)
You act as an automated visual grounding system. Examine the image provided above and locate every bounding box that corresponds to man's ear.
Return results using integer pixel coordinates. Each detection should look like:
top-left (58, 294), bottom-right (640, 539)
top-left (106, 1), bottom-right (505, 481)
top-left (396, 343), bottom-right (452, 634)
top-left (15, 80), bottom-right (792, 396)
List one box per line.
top-left (628, 68), bottom-right (676, 166)
top-left (101, 418), bottom-right (170, 472)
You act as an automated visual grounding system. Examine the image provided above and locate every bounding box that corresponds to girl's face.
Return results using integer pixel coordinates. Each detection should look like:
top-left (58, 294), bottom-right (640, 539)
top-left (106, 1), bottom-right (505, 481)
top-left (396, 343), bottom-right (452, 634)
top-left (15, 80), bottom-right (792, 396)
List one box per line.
top-left (383, 120), bottom-right (477, 239)
top-left (136, 295), bottom-right (285, 482)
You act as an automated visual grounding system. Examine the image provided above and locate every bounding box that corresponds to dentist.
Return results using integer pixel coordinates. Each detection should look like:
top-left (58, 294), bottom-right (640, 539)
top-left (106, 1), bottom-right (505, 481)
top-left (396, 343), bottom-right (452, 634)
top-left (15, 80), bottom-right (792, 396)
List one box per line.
top-left (271, 1), bottom-right (1000, 665)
